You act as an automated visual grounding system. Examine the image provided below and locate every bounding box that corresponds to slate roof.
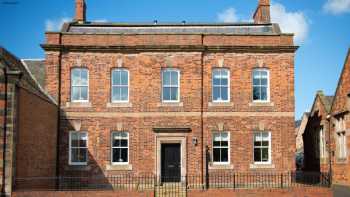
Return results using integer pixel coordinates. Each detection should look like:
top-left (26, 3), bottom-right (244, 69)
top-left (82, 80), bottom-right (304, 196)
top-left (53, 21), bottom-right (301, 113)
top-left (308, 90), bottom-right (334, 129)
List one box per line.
top-left (64, 22), bottom-right (283, 35)
top-left (21, 59), bottom-right (45, 89)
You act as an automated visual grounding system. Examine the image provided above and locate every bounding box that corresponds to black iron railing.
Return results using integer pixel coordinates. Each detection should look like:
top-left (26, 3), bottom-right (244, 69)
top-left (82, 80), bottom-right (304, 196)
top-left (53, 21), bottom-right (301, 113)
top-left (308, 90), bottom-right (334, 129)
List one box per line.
top-left (14, 171), bottom-right (330, 192)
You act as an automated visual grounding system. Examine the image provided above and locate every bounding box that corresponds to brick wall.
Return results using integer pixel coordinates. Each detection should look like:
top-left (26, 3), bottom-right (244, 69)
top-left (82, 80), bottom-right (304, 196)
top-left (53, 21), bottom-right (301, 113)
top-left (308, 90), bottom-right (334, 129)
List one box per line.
top-left (330, 49), bottom-right (350, 186)
top-left (15, 87), bottom-right (57, 178)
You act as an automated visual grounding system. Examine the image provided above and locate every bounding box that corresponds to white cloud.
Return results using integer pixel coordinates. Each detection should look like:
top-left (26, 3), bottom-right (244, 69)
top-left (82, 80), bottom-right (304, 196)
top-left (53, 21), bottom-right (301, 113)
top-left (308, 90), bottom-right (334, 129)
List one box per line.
top-left (217, 7), bottom-right (239, 23)
top-left (45, 17), bottom-right (71, 31)
top-left (270, 3), bottom-right (309, 44)
top-left (324, 0), bottom-right (350, 14)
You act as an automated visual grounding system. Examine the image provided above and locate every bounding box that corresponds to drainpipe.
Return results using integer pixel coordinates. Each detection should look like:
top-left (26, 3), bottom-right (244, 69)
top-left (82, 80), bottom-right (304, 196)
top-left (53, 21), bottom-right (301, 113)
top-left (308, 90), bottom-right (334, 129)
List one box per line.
top-left (326, 114), bottom-right (332, 186)
top-left (200, 34), bottom-right (204, 188)
top-left (55, 50), bottom-right (62, 186)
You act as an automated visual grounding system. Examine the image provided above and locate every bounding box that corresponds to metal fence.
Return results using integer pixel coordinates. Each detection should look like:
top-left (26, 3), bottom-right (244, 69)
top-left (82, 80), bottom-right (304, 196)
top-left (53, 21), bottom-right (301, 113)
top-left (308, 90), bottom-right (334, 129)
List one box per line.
top-left (14, 171), bottom-right (330, 193)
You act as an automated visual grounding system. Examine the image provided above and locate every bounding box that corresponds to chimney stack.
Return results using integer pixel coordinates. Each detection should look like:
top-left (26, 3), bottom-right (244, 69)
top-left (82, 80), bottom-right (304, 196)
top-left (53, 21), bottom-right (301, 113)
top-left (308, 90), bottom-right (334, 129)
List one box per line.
top-left (75, 0), bottom-right (86, 23)
top-left (253, 0), bottom-right (270, 24)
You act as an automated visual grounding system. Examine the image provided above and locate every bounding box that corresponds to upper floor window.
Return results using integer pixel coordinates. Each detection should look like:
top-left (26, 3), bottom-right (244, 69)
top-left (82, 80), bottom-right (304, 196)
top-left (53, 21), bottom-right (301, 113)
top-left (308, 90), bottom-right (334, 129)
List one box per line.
top-left (162, 69), bottom-right (180, 102)
top-left (212, 132), bottom-right (229, 164)
top-left (71, 68), bottom-right (89, 102)
top-left (111, 132), bottom-right (129, 164)
top-left (69, 131), bottom-right (88, 165)
top-left (111, 69), bottom-right (129, 102)
top-left (212, 68), bottom-right (230, 102)
top-left (254, 132), bottom-right (271, 164)
top-left (252, 69), bottom-right (269, 102)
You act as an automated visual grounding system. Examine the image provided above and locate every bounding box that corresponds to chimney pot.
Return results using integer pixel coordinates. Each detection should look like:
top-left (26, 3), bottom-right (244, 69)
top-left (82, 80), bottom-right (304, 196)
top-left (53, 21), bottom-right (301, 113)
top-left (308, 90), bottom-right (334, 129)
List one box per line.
top-left (253, 0), bottom-right (270, 24)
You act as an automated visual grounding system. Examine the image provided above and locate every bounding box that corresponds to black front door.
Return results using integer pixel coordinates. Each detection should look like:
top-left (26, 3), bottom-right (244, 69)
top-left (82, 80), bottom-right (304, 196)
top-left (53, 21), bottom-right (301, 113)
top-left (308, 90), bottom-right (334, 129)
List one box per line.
top-left (161, 143), bottom-right (181, 182)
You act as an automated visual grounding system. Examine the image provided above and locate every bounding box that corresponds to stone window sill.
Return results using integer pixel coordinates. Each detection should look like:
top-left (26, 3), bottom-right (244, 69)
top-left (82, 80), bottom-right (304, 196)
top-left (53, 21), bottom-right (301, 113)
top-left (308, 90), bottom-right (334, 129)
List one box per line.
top-left (65, 165), bottom-right (91, 171)
top-left (336, 158), bottom-right (348, 164)
top-left (249, 163), bottom-right (275, 169)
top-left (157, 102), bottom-right (183, 107)
top-left (65, 102), bottom-right (92, 108)
top-left (249, 102), bottom-right (274, 107)
top-left (107, 102), bottom-right (132, 108)
top-left (208, 102), bottom-right (234, 107)
top-left (209, 164), bottom-right (234, 170)
top-left (106, 164), bottom-right (133, 171)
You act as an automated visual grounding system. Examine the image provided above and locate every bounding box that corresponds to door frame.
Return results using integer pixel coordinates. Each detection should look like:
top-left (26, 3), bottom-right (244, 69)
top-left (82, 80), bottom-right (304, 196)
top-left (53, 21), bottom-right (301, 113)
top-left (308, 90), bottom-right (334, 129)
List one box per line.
top-left (155, 134), bottom-right (187, 183)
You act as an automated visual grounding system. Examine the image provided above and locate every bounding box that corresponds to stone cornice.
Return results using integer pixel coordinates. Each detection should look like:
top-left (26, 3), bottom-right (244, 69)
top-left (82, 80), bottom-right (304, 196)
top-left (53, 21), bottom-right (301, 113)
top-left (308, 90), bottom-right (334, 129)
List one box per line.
top-left (41, 44), bottom-right (298, 53)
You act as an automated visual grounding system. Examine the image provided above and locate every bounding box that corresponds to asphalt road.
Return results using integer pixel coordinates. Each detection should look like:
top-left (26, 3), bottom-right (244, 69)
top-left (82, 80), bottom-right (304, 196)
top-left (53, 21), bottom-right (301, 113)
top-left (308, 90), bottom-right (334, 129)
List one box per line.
top-left (333, 185), bottom-right (350, 197)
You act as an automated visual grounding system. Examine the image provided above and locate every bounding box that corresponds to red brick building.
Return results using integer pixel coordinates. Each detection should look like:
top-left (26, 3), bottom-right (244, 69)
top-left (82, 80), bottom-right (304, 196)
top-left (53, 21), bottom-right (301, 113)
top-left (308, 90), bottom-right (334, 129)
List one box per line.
top-left (41, 0), bottom-right (297, 182)
top-left (303, 91), bottom-right (333, 173)
top-left (0, 47), bottom-right (58, 196)
top-left (330, 48), bottom-right (350, 186)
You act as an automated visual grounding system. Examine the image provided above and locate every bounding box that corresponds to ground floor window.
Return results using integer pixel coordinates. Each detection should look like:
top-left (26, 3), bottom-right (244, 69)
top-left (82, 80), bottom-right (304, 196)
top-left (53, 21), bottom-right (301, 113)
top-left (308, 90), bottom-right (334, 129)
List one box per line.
top-left (69, 131), bottom-right (88, 165)
top-left (254, 132), bottom-right (271, 164)
top-left (337, 132), bottom-right (347, 159)
top-left (111, 132), bottom-right (129, 164)
top-left (212, 132), bottom-right (229, 164)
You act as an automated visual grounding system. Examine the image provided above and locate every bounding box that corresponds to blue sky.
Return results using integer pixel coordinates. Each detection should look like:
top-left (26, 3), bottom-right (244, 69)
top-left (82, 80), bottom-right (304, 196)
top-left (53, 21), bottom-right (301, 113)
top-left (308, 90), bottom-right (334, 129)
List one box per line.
top-left (0, 0), bottom-right (350, 119)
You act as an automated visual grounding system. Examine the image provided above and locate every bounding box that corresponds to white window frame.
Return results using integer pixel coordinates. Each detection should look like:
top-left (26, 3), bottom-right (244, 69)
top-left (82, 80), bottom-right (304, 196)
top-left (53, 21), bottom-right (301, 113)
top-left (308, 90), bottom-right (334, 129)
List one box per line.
top-left (111, 68), bottom-right (129, 103)
top-left (212, 68), bottom-right (230, 103)
top-left (71, 68), bottom-right (89, 102)
top-left (252, 68), bottom-right (270, 103)
top-left (212, 132), bottom-right (230, 165)
top-left (253, 132), bottom-right (271, 165)
top-left (161, 68), bottom-right (180, 103)
top-left (69, 131), bottom-right (88, 166)
top-left (111, 132), bottom-right (129, 165)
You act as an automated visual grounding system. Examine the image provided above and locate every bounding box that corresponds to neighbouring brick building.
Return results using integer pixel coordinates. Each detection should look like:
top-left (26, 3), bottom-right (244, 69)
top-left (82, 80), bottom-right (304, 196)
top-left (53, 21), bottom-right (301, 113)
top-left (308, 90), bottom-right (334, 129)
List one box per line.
top-left (303, 48), bottom-right (350, 187)
top-left (330, 48), bottom-right (350, 186)
top-left (303, 91), bottom-right (333, 173)
top-left (40, 0), bottom-right (297, 183)
top-left (0, 47), bottom-right (58, 196)
top-left (295, 112), bottom-right (309, 169)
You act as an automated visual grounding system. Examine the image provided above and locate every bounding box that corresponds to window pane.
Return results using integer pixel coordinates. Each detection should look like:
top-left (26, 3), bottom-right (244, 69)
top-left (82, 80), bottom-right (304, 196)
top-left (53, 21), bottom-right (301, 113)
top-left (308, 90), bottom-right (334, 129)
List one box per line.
top-left (213, 87), bottom-right (220, 101)
top-left (72, 69), bottom-right (80, 86)
top-left (80, 70), bottom-right (88, 85)
top-left (262, 140), bottom-right (269, 146)
top-left (120, 71), bottom-right (128, 85)
top-left (254, 148), bottom-right (261, 162)
top-left (213, 141), bottom-right (220, 147)
top-left (163, 71), bottom-right (171, 86)
top-left (71, 133), bottom-right (79, 147)
top-left (213, 148), bottom-right (220, 162)
top-left (213, 133), bottom-right (221, 141)
top-left (261, 71), bottom-right (268, 78)
top-left (112, 87), bottom-right (121, 101)
top-left (221, 87), bottom-right (228, 101)
top-left (163, 87), bottom-right (171, 100)
top-left (253, 87), bottom-right (260, 100)
top-left (120, 139), bottom-right (128, 147)
top-left (112, 148), bottom-right (120, 162)
top-left (262, 148), bottom-right (269, 161)
top-left (221, 148), bottom-right (228, 162)
top-left (121, 132), bottom-right (128, 138)
top-left (71, 148), bottom-right (80, 162)
top-left (121, 148), bottom-right (128, 162)
top-left (254, 141), bottom-right (261, 146)
top-left (121, 87), bottom-right (128, 101)
top-left (261, 78), bottom-right (267, 86)
top-left (80, 87), bottom-right (88, 100)
top-left (261, 87), bottom-right (267, 101)
top-left (79, 135), bottom-right (87, 147)
top-left (72, 87), bottom-right (80, 101)
top-left (253, 78), bottom-right (260, 86)
top-left (79, 148), bottom-right (87, 162)
top-left (112, 71), bottom-right (120, 85)
top-left (213, 70), bottom-right (221, 86)
top-left (170, 87), bottom-right (178, 100)
top-left (170, 71), bottom-right (178, 86)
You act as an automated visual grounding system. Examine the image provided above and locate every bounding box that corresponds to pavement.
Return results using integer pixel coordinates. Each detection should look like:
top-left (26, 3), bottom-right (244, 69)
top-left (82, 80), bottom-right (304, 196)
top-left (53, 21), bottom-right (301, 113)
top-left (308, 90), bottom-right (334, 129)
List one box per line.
top-left (333, 184), bottom-right (350, 197)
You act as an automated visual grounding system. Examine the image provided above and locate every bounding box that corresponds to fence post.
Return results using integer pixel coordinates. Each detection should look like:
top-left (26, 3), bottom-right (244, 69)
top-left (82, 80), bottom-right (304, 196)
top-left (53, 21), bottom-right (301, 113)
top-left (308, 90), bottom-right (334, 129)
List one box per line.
top-left (280, 173), bottom-right (283, 188)
top-left (233, 174), bottom-right (236, 189)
